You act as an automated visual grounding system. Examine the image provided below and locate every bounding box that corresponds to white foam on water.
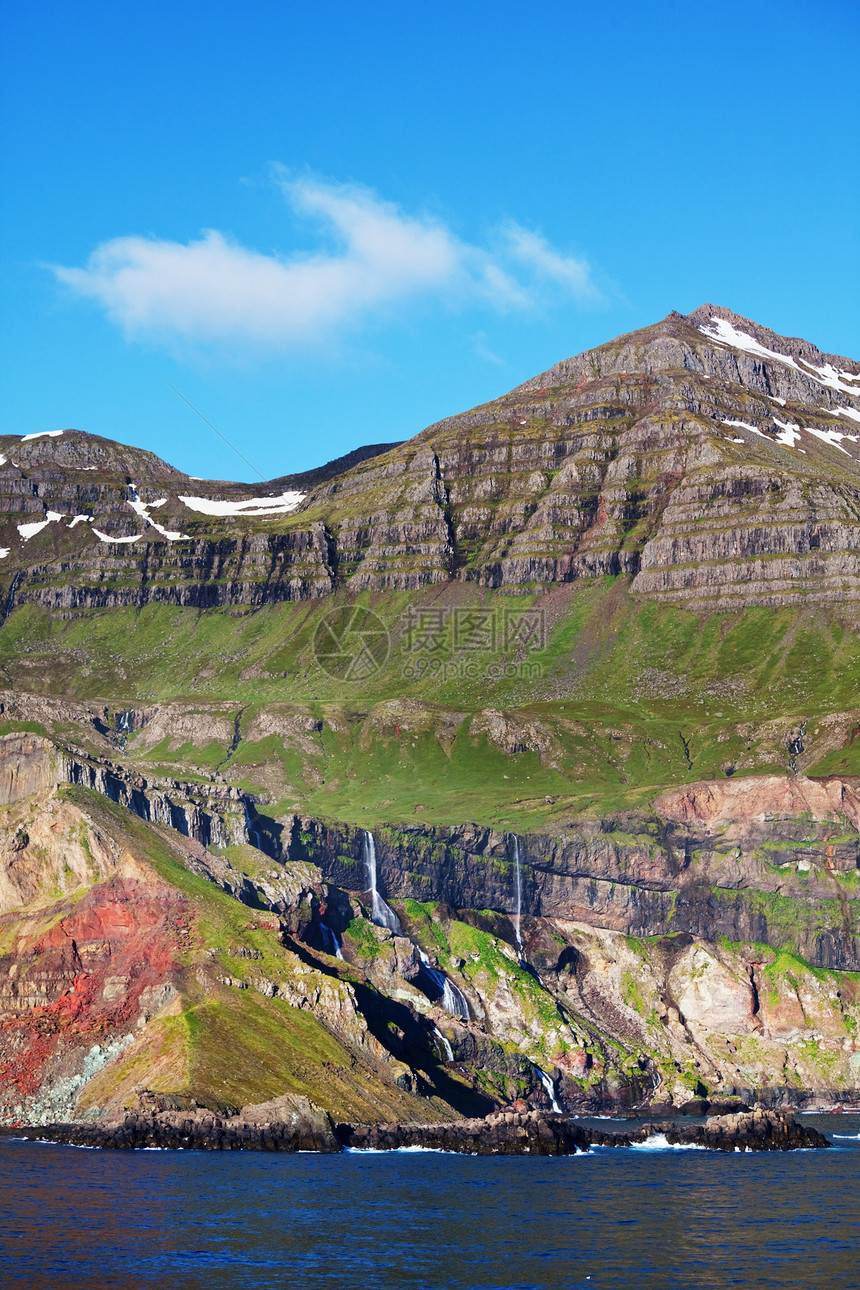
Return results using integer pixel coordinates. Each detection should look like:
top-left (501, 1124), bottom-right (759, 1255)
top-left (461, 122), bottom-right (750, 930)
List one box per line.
top-left (632, 1134), bottom-right (707, 1151)
top-left (343, 1146), bottom-right (465, 1155)
top-left (20, 430), bottom-right (64, 441)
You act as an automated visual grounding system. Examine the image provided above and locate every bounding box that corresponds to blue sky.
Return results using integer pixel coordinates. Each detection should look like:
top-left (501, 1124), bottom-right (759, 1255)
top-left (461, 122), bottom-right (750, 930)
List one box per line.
top-left (2, 0), bottom-right (858, 481)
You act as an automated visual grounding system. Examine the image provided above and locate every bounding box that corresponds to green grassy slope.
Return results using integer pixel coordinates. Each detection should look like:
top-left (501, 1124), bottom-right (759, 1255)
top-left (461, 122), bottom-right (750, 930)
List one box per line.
top-left (2, 580), bottom-right (859, 830)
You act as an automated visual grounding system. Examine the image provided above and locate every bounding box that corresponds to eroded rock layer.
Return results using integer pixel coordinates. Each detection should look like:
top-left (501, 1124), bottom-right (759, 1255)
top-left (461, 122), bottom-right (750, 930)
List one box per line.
top-left (3, 305), bottom-right (859, 611)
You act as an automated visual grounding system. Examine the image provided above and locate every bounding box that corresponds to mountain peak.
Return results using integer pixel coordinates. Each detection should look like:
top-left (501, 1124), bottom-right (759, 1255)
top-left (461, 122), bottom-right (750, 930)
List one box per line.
top-left (685, 303), bottom-right (859, 375)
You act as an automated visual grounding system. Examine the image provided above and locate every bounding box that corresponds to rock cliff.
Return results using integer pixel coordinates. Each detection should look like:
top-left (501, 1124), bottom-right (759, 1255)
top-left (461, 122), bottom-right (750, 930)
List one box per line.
top-left (2, 305), bottom-right (860, 1128)
top-left (2, 305), bottom-right (859, 611)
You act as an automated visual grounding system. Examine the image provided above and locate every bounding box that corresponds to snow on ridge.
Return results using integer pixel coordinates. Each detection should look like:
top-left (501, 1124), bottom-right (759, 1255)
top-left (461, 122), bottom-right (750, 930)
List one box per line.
top-left (772, 418), bottom-right (802, 448)
top-left (92, 529), bottom-right (143, 545)
top-left (20, 430), bottom-right (64, 442)
top-left (804, 427), bottom-right (854, 455)
top-left (178, 490), bottom-right (305, 518)
top-left (721, 415), bottom-right (858, 456)
top-left (17, 510), bottom-right (65, 541)
top-left (838, 406), bottom-right (860, 425)
top-left (127, 485), bottom-right (188, 540)
top-left (700, 318), bottom-right (860, 397)
top-left (722, 418), bottom-right (770, 439)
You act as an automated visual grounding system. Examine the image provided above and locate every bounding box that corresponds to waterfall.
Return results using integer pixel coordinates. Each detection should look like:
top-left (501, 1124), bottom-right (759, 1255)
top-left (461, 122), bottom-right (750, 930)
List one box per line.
top-left (432, 1025), bottom-right (454, 1063)
top-left (0, 572), bottom-right (21, 630)
top-left (510, 834), bottom-right (523, 952)
top-left (319, 922), bottom-right (344, 960)
top-left (114, 709), bottom-right (132, 751)
top-left (440, 979), bottom-right (469, 1019)
top-left (533, 1063), bottom-right (562, 1113)
top-left (243, 800), bottom-right (262, 851)
top-left (417, 949), bottom-right (469, 1019)
top-left (363, 831), bottom-right (401, 934)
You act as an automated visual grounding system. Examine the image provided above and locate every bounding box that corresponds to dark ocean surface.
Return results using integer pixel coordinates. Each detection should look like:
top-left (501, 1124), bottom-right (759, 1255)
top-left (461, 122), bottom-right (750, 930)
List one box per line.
top-left (2, 1115), bottom-right (859, 1289)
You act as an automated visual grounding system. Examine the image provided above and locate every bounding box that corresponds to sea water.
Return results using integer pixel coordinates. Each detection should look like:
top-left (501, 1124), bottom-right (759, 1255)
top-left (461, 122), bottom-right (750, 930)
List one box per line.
top-left (1, 1116), bottom-right (859, 1288)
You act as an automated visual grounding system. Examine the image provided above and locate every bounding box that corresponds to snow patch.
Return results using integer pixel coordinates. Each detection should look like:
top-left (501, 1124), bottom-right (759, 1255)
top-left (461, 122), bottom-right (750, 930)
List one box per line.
top-left (0, 455), bottom-right (6, 466)
top-left (770, 396), bottom-right (786, 406)
top-left (68, 515), bottom-right (92, 527)
top-left (804, 427), bottom-right (853, 455)
top-left (17, 511), bottom-right (65, 541)
top-left (722, 419), bottom-right (770, 439)
top-left (773, 417), bottom-right (802, 448)
top-left (0, 548), bottom-right (9, 559)
top-left (812, 363), bottom-right (860, 397)
top-left (92, 529), bottom-right (144, 544)
top-left (20, 429), bottom-right (64, 442)
top-left (701, 318), bottom-right (860, 397)
top-left (837, 406), bottom-right (860, 425)
top-left (127, 485), bottom-right (189, 540)
top-left (179, 490), bottom-right (305, 517)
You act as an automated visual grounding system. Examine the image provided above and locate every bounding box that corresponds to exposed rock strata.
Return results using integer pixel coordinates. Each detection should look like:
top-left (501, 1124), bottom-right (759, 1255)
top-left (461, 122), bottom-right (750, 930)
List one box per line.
top-left (3, 305), bottom-right (859, 610)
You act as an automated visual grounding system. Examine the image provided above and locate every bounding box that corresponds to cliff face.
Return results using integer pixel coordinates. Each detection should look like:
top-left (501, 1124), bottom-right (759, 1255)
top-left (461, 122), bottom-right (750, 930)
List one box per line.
top-left (3, 305), bottom-right (859, 612)
top-left (4, 733), bottom-right (860, 1117)
top-left (3, 305), bottom-right (860, 1123)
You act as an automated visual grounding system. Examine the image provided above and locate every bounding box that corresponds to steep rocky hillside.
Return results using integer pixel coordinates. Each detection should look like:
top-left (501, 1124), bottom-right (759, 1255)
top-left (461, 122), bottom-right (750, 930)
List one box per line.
top-left (3, 305), bottom-right (860, 1121)
top-left (2, 305), bottom-right (859, 611)
top-left (4, 732), bottom-right (860, 1124)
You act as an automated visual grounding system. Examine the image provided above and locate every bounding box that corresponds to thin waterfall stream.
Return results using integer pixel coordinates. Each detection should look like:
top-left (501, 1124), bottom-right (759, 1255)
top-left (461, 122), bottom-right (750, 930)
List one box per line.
top-left (363, 831), bottom-right (402, 934)
top-left (362, 831), bottom-right (467, 1017)
top-left (432, 1025), bottom-right (454, 1062)
top-left (418, 950), bottom-right (469, 1019)
top-left (244, 801), bottom-right (262, 851)
top-left (318, 923), bottom-right (344, 960)
top-left (532, 1062), bottom-right (562, 1113)
top-left (509, 834), bottom-right (524, 956)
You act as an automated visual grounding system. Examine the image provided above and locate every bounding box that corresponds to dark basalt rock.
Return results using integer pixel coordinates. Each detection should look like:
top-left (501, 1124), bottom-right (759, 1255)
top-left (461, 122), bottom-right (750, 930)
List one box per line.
top-left (3, 1106), bottom-right (829, 1155)
top-left (6, 1093), bottom-right (340, 1153)
top-left (629, 1107), bottom-right (830, 1152)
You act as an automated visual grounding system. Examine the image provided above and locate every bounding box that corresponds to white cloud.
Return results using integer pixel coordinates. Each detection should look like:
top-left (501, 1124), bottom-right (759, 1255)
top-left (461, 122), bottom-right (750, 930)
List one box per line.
top-left (51, 174), bottom-right (604, 351)
top-left (502, 225), bottom-right (601, 303)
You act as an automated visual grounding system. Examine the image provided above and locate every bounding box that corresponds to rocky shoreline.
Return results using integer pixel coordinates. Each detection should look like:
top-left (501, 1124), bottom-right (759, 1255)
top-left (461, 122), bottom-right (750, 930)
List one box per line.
top-left (0, 1103), bottom-right (830, 1156)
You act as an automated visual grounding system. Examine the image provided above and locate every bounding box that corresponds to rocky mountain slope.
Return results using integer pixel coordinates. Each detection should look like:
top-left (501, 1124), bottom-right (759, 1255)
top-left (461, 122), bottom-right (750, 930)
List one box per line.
top-left (2, 305), bottom-right (860, 1124)
top-left (2, 304), bottom-right (859, 611)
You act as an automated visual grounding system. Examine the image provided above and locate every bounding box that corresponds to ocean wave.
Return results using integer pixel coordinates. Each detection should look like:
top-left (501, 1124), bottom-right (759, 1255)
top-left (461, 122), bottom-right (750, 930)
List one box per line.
top-left (632, 1134), bottom-right (708, 1151)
